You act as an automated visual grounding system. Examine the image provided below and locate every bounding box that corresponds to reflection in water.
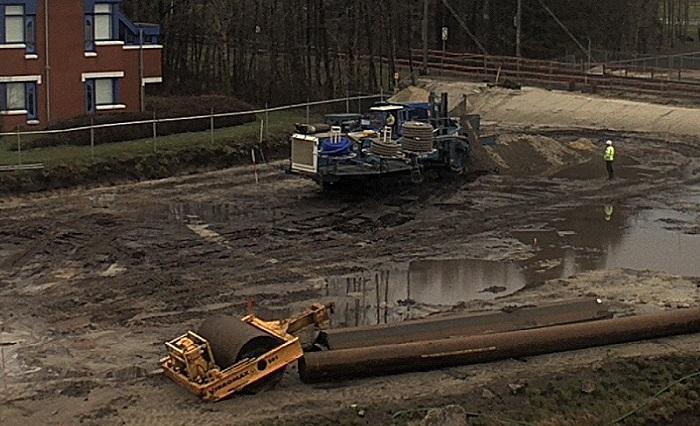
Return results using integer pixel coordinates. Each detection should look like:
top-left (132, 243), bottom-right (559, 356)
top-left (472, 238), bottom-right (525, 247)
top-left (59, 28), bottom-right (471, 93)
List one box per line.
top-left (409, 259), bottom-right (526, 304)
top-left (324, 259), bottom-right (526, 327)
top-left (603, 209), bottom-right (700, 276)
top-left (514, 204), bottom-right (700, 283)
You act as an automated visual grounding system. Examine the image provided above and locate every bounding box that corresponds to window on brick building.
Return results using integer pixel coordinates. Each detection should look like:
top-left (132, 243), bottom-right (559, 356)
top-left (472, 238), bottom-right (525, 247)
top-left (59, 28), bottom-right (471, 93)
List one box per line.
top-left (95, 79), bottom-right (115, 105)
top-left (94, 4), bottom-right (114, 41)
top-left (86, 78), bottom-right (121, 112)
top-left (5, 83), bottom-right (26, 111)
top-left (4, 5), bottom-right (25, 43)
top-left (2, 5), bottom-right (36, 53)
top-left (0, 82), bottom-right (37, 119)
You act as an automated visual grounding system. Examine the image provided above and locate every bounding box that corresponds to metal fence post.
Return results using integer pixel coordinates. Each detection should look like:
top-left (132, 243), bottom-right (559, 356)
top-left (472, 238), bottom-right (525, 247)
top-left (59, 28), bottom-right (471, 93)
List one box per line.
top-left (549, 61), bottom-right (554, 89)
top-left (152, 112), bottom-right (157, 152)
top-left (90, 116), bottom-right (95, 161)
top-left (210, 108), bottom-right (215, 145)
top-left (346, 91), bottom-right (350, 113)
top-left (264, 103), bottom-right (269, 142)
top-left (259, 119), bottom-right (264, 146)
top-left (16, 126), bottom-right (21, 166)
top-left (306, 97), bottom-right (311, 124)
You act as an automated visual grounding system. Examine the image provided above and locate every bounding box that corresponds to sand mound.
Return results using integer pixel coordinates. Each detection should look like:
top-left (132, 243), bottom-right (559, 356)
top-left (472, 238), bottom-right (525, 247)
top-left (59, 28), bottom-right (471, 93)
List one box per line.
top-left (389, 86), bottom-right (430, 104)
top-left (420, 80), bottom-right (700, 138)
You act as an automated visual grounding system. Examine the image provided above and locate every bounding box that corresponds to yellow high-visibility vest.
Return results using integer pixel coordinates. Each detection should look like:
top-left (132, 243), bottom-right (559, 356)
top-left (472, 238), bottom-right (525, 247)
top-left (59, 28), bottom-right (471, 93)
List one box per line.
top-left (605, 146), bottom-right (615, 161)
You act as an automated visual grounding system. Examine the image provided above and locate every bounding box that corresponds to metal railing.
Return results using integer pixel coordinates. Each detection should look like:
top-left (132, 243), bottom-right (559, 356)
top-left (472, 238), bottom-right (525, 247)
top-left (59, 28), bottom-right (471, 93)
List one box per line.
top-left (0, 94), bottom-right (383, 170)
top-left (405, 49), bottom-right (700, 99)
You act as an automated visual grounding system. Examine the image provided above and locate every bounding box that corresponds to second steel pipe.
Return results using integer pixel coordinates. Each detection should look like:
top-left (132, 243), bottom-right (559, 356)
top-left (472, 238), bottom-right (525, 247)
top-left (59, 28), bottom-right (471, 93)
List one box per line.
top-left (300, 308), bottom-right (700, 382)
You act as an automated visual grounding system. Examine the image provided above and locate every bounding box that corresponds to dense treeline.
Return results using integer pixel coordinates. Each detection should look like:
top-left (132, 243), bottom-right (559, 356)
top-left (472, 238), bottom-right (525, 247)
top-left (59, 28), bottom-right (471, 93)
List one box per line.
top-left (121, 1), bottom-right (697, 105)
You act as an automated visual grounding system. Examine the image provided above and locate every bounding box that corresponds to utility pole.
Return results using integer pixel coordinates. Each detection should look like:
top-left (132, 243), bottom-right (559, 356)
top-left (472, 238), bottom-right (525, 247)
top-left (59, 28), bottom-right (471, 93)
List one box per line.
top-left (422, 0), bottom-right (429, 74)
top-left (516, 0), bottom-right (522, 57)
top-left (585, 38), bottom-right (591, 85)
top-left (139, 28), bottom-right (145, 112)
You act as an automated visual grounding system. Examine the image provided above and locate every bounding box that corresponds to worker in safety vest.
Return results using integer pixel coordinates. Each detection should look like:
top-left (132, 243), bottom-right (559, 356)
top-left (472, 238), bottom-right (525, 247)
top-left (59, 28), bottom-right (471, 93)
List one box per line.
top-left (604, 140), bottom-right (616, 180)
top-left (386, 113), bottom-right (396, 128)
top-left (604, 204), bottom-right (614, 222)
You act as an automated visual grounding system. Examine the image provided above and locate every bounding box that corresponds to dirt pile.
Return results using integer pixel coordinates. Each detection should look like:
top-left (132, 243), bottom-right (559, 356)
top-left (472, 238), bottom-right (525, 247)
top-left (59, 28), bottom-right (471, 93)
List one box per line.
top-left (480, 134), bottom-right (599, 177)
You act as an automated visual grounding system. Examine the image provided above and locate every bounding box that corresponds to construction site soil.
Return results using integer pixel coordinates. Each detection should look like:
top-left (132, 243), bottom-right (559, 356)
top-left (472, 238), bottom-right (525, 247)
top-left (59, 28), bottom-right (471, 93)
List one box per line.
top-left (1, 85), bottom-right (700, 425)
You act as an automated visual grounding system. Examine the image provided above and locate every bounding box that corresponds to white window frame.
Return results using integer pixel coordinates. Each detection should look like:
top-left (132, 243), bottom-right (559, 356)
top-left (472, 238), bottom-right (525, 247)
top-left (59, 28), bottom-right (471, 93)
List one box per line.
top-left (96, 104), bottom-right (125, 111)
top-left (0, 75), bottom-right (42, 84)
top-left (141, 77), bottom-right (163, 86)
top-left (81, 71), bottom-right (124, 82)
top-left (123, 44), bottom-right (164, 50)
top-left (4, 5), bottom-right (25, 44)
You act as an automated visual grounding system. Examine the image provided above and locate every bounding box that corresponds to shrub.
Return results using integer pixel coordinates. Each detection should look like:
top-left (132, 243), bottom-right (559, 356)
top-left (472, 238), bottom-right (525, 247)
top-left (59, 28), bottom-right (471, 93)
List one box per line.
top-left (20, 96), bottom-right (256, 149)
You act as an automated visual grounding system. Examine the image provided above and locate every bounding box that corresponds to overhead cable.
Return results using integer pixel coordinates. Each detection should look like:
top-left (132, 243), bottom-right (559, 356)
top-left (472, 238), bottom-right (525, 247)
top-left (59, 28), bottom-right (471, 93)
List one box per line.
top-left (536, 0), bottom-right (590, 59)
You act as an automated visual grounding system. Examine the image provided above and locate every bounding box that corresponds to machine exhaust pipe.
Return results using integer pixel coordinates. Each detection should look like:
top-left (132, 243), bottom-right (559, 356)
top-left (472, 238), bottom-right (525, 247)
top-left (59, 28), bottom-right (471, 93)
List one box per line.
top-left (441, 92), bottom-right (449, 121)
top-left (299, 308), bottom-right (700, 382)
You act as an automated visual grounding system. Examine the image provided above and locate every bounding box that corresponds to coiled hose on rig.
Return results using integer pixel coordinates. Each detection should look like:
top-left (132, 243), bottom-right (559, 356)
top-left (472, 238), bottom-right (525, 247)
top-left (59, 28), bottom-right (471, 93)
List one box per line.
top-left (401, 121), bottom-right (435, 153)
top-left (371, 139), bottom-right (402, 158)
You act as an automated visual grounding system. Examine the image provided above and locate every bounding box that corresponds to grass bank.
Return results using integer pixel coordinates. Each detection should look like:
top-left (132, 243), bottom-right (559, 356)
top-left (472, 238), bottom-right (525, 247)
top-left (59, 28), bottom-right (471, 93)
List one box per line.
top-left (0, 110), bottom-right (314, 194)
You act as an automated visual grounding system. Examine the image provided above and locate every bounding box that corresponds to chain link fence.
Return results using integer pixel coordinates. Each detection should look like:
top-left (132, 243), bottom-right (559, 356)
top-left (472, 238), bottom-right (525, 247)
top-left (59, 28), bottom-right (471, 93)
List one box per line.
top-left (0, 94), bottom-right (384, 170)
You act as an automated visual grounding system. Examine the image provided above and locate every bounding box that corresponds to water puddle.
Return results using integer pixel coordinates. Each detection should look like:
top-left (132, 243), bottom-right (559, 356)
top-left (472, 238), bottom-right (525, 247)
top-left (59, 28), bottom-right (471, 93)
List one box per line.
top-left (323, 258), bottom-right (526, 327)
top-left (322, 202), bottom-right (699, 327)
top-left (513, 204), bottom-right (700, 281)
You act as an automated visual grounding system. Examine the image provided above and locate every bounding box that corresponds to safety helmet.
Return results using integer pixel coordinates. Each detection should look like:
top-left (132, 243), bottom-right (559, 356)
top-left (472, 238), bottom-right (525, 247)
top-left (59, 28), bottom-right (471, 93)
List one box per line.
top-left (606, 140), bottom-right (613, 145)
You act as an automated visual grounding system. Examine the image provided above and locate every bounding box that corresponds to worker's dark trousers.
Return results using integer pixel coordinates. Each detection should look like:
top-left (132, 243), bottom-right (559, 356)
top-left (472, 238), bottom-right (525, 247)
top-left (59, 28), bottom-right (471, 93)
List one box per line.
top-left (606, 161), bottom-right (614, 180)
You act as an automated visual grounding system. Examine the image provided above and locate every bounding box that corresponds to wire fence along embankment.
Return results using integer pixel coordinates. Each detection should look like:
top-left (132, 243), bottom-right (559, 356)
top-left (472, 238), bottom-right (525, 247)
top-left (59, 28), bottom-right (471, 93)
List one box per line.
top-left (0, 94), bottom-right (383, 170)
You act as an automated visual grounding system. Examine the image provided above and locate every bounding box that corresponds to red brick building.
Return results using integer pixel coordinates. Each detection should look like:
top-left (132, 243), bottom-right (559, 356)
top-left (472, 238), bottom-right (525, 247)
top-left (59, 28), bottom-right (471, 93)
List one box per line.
top-left (0, 0), bottom-right (162, 131)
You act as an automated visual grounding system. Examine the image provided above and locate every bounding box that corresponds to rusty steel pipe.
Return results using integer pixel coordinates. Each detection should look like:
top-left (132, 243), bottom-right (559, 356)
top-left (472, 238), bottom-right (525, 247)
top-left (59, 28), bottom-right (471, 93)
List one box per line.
top-left (320, 298), bottom-right (611, 350)
top-left (299, 308), bottom-right (700, 382)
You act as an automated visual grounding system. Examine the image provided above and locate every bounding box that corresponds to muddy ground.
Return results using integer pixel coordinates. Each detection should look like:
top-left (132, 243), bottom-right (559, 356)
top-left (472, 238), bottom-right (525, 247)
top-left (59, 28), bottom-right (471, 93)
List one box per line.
top-left (1, 95), bottom-right (700, 425)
